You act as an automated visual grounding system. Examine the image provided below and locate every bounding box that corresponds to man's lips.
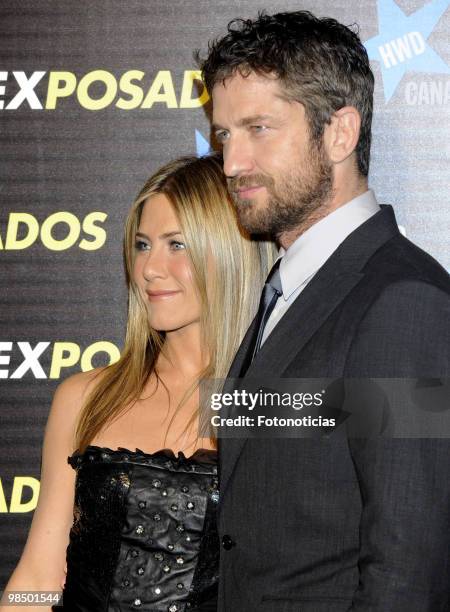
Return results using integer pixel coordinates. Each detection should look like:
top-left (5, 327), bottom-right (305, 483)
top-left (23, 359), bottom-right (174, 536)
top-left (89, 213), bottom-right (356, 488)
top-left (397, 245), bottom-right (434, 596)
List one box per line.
top-left (235, 185), bottom-right (264, 198)
top-left (145, 290), bottom-right (181, 301)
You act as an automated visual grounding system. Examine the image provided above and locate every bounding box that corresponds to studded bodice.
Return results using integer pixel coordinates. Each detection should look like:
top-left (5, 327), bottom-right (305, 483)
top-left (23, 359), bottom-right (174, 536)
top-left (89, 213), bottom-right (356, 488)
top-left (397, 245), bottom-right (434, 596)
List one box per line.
top-left (62, 446), bottom-right (219, 612)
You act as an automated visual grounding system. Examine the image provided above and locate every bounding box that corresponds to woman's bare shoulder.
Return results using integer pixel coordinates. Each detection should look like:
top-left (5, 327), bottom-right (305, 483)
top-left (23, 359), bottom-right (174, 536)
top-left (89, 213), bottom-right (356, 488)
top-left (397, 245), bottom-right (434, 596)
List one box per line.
top-left (44, 368), bottom-right (108, 447)
top-left (53, 367), bottom-right (107, 412)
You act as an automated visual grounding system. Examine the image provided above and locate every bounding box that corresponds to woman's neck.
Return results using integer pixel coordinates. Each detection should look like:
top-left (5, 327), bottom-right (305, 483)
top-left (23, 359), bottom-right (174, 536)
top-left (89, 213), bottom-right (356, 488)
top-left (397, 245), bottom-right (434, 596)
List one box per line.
top-left (157, 323), bottom-right (206, 379)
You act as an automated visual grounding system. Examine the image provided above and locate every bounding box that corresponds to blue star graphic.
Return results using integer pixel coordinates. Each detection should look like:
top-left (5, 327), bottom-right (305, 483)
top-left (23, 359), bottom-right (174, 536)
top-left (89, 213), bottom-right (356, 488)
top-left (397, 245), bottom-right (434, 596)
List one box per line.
top-left (364, 0), bottom-right (450, 102)
top-left (195, 129), bottom-right (212, 157)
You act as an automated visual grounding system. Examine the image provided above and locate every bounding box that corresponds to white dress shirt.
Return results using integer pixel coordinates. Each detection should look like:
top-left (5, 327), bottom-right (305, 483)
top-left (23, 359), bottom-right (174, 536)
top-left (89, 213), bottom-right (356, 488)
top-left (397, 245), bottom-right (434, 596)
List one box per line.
top-left (261, 190), bottom-right (381, 346)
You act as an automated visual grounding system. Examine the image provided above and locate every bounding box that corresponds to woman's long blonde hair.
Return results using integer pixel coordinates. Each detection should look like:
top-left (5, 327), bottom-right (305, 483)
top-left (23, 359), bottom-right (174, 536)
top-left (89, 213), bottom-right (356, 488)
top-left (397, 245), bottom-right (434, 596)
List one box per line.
top-left (75, 153), bottom-right (275, 452)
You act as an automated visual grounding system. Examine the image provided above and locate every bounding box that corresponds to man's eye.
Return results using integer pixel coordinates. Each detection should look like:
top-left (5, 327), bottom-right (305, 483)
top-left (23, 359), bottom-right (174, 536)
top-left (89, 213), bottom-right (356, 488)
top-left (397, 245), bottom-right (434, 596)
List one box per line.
top-left (251, 125), bottom-right (267, 133)
top-left (170, 240), bottom-right (186, 250)
top-left (134, 240), bottom-right (150, 251)
top-left (215, 130), bottom-right (229, 143)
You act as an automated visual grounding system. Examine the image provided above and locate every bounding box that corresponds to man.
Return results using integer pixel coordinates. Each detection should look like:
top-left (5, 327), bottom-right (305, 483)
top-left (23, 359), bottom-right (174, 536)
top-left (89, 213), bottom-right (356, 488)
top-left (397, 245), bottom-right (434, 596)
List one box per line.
top-left (200, 11), bottom-right (450, 611)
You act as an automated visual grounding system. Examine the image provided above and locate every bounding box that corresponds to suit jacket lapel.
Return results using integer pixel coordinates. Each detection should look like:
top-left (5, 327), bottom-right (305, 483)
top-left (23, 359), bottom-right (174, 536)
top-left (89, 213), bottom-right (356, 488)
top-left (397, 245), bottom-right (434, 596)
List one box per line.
top-left (227, 317), bottom-right (258, 378)
top-left (247, 270), bottom-right (364, 376)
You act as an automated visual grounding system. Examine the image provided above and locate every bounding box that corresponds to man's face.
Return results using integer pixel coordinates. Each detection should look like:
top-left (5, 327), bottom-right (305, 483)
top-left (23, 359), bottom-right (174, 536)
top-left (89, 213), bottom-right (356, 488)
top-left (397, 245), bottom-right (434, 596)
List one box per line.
top-left (212, 71), bottom-right (333, 240)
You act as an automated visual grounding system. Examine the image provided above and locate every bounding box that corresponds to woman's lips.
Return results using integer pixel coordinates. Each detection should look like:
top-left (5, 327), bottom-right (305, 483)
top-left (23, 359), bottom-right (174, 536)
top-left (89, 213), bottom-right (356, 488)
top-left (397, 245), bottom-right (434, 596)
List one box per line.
top-left (146, 290), bottom-right (181, 301)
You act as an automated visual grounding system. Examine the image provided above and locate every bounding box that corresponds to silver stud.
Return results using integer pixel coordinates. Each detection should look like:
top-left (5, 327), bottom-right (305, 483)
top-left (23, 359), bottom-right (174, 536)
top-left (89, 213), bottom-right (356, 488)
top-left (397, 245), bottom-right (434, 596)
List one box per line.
top-left (130, 549), bottom-right (139, 558)
top-left (169, 604), bottom-right (178, 612)
top-left (119, 473), bottom-right (130, 488)
top-left (122, 579), bottom-right (130, 587)
top-left (153, 513), bottom-right (161, 521)
top-left (134, 599), bottom-right (141, 607)
top-left (186, 501), bottom-right (194, 510)
top-left (211, 491), bottom-right (219, 503)
top-left (135, 525), bottom-right (145, 534)
top-left (176, 556), bottom-right (184, 565)
top-left (152, 478), bottom-right (162, 488)
top-left (154, 552), bottom-right (164, 561)
top-left (181, 485), bottom-right (189, 493)
top-left (170, 503), bottom-right (178, 511)
top-left (176, 523), bottom-right (185, 533)
top-left (185, 535), bottom-right (191, 542)
top-left (154, 587), bottom-right (161, 595)
top-left (167, 543), bottom-right (174, 551)
top-left (162, 564), bottom-right (171, 573)
top-left (137, 567), bottom-right (144, 575)
top-left (176, 583), bottom-right (184, 590)
top-left (138, 501), bottom-right (146, 509)
top-left (161, 489), bottom-right (168, 496)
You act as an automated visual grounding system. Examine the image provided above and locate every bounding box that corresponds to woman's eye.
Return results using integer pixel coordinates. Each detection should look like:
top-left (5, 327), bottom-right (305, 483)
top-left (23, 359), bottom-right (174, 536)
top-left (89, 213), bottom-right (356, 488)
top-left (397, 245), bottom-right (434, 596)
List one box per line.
top-left (134, 240), bottom-right (150, 251)
top-left (170, 240), bottom-right (186, 250)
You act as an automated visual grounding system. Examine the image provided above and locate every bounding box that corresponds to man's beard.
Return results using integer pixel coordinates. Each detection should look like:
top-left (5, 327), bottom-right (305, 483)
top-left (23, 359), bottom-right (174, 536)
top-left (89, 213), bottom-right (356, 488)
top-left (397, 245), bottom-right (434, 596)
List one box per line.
top-left (228, 142), bottom-right (333, 239)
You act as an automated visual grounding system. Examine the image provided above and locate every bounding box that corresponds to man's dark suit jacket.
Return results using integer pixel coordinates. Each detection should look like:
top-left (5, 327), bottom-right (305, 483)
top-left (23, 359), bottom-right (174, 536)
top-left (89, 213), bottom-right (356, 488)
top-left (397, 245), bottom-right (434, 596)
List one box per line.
top-left (217, 205), bottom-right (450, 611)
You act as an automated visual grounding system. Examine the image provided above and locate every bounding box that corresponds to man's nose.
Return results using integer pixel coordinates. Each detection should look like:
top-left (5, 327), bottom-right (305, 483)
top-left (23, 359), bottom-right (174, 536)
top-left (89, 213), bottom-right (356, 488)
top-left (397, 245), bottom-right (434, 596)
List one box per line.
top-left (223, 136), bottom-right (254, 178)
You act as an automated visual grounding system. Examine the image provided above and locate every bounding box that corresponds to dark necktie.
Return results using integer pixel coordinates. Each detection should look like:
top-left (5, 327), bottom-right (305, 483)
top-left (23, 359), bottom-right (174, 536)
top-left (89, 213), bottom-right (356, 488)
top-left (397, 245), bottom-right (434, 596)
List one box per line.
top-left (239, 258), bottom-right (282, 376)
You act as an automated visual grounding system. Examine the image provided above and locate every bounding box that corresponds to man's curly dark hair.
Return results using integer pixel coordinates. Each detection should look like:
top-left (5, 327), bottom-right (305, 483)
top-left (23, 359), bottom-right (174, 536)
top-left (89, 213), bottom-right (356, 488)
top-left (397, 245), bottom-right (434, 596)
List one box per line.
top-left (198, 11), bottom-right (374, 176)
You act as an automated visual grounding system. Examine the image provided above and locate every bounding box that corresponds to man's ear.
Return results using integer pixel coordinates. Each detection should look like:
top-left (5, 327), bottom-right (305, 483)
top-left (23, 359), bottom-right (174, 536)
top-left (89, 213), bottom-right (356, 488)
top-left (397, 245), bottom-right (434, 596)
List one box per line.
top-left (323, 106), bottom-right (361, 164)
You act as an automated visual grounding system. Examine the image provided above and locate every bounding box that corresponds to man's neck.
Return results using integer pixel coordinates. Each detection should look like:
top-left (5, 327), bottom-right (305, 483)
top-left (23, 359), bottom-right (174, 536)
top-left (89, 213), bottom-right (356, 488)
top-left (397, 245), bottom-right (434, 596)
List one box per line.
top-left (279, 176), bottom-right (369, 250)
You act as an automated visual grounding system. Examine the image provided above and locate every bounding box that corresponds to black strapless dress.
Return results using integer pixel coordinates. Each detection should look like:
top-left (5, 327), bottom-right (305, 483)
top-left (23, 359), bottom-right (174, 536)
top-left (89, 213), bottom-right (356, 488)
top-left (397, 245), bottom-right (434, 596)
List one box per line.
top-left (60, 446), bottom-right (219, 612)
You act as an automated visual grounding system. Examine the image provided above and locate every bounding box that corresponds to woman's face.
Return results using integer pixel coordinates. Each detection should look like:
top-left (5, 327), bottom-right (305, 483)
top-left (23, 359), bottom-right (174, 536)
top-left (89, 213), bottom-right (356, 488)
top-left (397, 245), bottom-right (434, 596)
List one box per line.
top-left (133, 193), bottom-right (201, 334)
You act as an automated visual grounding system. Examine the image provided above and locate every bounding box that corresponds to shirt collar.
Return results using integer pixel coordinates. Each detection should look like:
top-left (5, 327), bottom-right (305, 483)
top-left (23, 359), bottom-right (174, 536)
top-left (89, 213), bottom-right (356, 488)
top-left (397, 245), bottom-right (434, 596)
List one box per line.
top-left (278, 190), bottom-right (381, 300)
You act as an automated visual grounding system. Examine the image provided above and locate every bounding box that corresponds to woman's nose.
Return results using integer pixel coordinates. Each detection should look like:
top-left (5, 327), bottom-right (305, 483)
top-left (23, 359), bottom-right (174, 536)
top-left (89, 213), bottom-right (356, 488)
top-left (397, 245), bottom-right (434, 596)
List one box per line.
top-left (141, 249), bottom-right (167, 281)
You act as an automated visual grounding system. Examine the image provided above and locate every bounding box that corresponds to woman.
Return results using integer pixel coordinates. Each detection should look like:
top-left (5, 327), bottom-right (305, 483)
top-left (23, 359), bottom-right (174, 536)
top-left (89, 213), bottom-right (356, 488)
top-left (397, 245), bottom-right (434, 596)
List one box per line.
top-left (2, 154), bottom-right (274, 611)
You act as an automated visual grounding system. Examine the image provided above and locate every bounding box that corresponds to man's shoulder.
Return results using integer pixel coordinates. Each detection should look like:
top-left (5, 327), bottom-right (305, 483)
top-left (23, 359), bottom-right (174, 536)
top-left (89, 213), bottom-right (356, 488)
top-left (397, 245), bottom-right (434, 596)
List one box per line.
top-left (343, 235), bottom-right (449, 376)
top-left (364, 232), bottom-right (449, 294)
top-left (340, 231), bottom-right (449, 347)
